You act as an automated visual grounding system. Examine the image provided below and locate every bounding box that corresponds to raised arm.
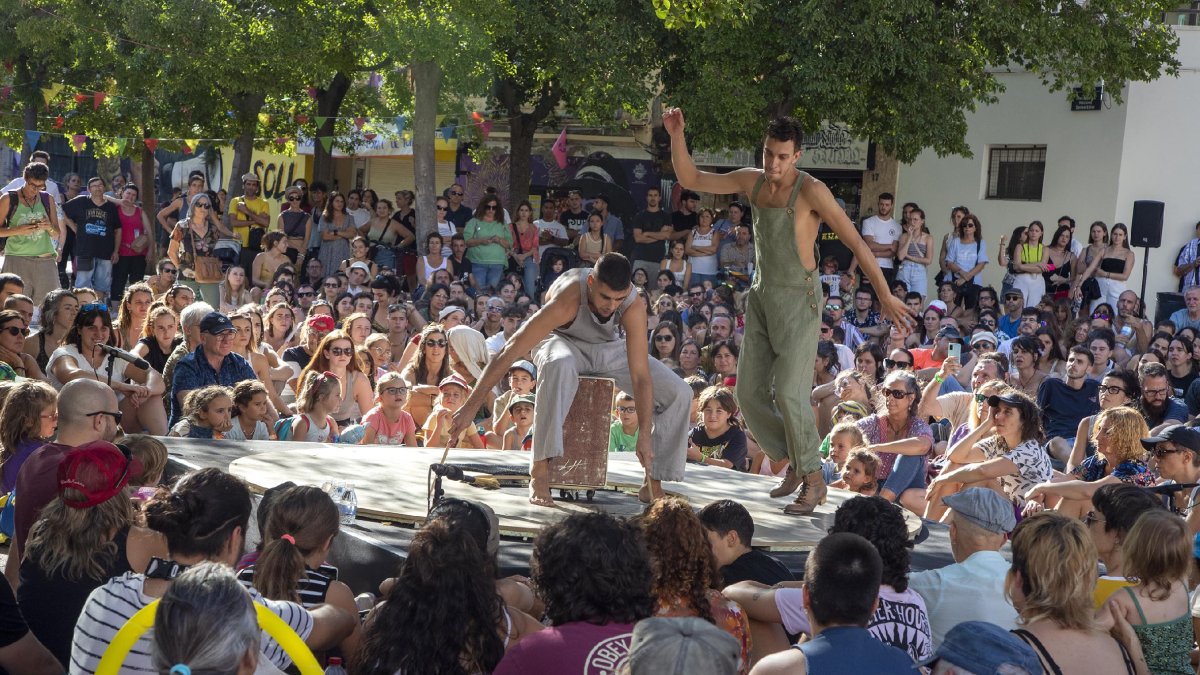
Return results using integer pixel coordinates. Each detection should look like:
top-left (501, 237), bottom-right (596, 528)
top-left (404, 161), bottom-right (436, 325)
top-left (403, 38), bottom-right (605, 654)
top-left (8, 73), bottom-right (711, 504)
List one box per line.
top-left (664, 108), bottom-right (760, 197)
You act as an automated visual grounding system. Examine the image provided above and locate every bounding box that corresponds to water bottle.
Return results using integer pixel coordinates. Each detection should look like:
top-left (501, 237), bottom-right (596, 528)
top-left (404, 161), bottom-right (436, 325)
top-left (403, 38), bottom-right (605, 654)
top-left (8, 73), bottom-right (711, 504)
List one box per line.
top-left (336, 484), bottom-right (357, 525)
top-left (323, 656), bottom-right (347, 675)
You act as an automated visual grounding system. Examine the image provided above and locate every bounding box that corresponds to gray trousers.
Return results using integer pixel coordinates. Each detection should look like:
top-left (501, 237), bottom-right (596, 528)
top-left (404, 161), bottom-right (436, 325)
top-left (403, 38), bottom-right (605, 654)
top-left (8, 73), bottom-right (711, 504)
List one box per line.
top-left (0, 255), bottom-right (59, 306)
top-left (532, 334), bottom-right (691, 482)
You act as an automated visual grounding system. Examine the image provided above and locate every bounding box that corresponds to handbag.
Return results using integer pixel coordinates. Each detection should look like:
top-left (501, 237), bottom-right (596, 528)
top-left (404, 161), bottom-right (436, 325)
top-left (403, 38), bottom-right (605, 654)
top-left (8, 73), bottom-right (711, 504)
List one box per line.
top-left (1081, 276), bottom-right (1102, 302)
top-left (190, 227), bottom-right (224, 283)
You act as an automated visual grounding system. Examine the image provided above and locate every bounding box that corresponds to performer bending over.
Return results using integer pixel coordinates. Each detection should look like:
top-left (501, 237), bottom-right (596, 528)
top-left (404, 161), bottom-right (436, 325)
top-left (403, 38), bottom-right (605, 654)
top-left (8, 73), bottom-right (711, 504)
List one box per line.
top-left (449, 253), bottom-right (691, 506)
top-left (665, 109), bottom-right (913, 515)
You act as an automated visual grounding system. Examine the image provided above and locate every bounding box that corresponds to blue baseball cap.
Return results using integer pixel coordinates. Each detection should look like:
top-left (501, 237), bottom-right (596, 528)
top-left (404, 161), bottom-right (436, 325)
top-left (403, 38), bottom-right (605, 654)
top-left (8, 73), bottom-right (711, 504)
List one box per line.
top-left (919, 621), bottom-right (1043, 674)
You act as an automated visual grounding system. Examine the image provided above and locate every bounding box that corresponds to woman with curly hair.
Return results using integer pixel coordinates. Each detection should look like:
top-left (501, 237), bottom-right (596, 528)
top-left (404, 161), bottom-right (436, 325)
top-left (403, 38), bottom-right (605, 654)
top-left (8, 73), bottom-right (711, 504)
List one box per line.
top-left (641, 497), bottom-right (751, 672)
top-left (399, 324), bottom-right (453, 427)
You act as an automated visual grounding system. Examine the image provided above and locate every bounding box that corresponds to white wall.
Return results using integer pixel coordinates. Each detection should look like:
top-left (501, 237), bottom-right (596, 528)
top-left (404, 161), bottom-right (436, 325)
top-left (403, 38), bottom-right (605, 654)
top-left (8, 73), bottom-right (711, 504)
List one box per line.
top-left (898, 26), bottom-right (1200, 315)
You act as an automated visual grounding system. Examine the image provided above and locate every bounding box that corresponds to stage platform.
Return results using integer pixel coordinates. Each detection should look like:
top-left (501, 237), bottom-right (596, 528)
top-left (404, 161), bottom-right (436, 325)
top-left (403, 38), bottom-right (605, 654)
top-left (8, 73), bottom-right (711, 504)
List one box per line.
top-left (163, 437), bottom-right (957, 595)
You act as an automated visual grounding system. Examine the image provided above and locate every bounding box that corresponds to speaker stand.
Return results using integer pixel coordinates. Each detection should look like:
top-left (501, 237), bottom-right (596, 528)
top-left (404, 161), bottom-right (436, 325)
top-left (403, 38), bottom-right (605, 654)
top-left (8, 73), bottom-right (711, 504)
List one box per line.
top-left (1140, 245), bottom-right (1151, 307)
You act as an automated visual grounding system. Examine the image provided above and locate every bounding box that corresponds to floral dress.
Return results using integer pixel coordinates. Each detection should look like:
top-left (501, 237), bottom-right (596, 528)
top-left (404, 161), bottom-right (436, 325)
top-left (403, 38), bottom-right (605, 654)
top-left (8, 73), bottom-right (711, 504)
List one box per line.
top-left (656, 590), bottom-right (751, 674)
top-left (1071, 455), bottom-right (1156, 486)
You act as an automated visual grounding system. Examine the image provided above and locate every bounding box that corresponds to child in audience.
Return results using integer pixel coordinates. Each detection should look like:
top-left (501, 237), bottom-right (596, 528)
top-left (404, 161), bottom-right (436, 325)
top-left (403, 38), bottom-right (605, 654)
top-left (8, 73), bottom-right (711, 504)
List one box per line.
top-left (0, 380), bottom-right (57, 494)
top-left (687, 385), bottom-right (748, 470)
top-left (235, 485), bottom-right (362, 662)
top-left (423, 375), bottom-right (483, 448)
top-left (822, 421), bottom-right (866, 484)
top-left (168, 385), bottom-right (234, 439)
top-left (683, 375), bottom-right (707, 425)
top-left (122, 434), bottom-right (168, 491)
top-left (832, 448), bottom-right (881, 496)
top-left (489, 360), bottom-right (537, 442)
top-left (698, 499), bottom-right (794, 587)
top-left (288, 371), bottom-right (341, 442)
top-left (502, 395), bottom-right (535, 451)
top-left (361, 372), bottom-right (419, 446)
top-left (226, 380), bottom-right (273, 441)
top-left (608, 391), bottom-right (639, 452)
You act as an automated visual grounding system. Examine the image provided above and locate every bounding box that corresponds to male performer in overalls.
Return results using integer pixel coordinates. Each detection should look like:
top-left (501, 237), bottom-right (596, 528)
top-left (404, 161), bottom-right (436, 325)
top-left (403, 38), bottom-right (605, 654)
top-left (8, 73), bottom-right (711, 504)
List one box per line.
top-left (665, 109), bottom-right (913, 514)
top-left (449, 252), bottom-right (691, 506)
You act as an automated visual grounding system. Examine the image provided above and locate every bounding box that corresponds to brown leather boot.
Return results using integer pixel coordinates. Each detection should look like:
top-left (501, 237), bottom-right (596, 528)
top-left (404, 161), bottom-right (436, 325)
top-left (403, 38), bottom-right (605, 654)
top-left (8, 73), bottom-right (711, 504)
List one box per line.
top-left (768, 466), bottom-right (801, 498)
top-left (783, 469), bottom-right (828, 516)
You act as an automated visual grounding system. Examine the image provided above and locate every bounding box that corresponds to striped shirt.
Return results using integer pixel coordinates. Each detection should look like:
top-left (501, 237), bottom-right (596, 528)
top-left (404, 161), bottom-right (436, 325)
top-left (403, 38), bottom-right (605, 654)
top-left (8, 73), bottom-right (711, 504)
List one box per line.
top-left (70, 571), bottom-right (312, 675)
top-left (236, 563), bottom-right (338, 608)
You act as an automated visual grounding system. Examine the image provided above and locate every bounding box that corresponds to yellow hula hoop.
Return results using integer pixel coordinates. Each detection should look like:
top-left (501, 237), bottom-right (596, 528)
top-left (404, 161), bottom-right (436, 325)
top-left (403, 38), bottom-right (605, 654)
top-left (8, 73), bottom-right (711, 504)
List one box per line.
top-left (95, 599), bottom-right (322, 675)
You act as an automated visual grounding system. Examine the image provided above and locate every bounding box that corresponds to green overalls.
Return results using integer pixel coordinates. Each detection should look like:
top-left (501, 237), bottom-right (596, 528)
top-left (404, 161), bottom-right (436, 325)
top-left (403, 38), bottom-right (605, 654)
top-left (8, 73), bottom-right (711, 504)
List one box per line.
top-left (735, 171), bottom-right (823, 475)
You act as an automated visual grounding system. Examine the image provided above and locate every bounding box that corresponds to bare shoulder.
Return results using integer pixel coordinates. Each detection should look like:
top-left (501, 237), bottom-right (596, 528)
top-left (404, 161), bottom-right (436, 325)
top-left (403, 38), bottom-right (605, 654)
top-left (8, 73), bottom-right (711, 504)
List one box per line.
top-left (749, 648), bottom-right (807, 675)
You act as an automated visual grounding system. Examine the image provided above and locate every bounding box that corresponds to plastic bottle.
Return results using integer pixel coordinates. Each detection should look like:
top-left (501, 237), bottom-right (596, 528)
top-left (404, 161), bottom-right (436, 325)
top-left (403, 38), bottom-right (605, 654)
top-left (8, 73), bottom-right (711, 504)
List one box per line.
top-left (324, 656), bottom-right (347, 675)
top-left (336, 484), bottom-right (357, 525)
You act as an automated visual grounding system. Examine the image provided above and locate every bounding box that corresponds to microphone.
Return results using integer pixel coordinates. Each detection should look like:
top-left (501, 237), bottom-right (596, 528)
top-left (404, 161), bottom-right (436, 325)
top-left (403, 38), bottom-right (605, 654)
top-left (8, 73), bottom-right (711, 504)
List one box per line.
top-left (430, 463), bottom-right (465, 481)
top-left (1144, 483), bottom-right (1200, 496)
top-left (95, 343), bottom-right (150, 370)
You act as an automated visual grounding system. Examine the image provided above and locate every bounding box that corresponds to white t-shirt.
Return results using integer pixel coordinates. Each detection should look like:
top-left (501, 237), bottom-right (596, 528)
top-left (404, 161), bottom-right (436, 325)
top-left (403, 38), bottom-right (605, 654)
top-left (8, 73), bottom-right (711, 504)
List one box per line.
top-left (46, 345), bottom-right (130, 399)
top-left (437, 220), bottom-right (456, 256)
top-left (485, 331), bottom-right (509, 355)
top-left (862, 216), bottom-right (900, 268)
top-left (2, 176), bottom-right (63, 204)
top-left (908, 550), bottom-right (1019, 648)
top-left (70, 572), bottom-right (312, 674)
top-left (535, 218), bottom-right (569, 256)
top-left (347, 206), bottom-right (371, 229)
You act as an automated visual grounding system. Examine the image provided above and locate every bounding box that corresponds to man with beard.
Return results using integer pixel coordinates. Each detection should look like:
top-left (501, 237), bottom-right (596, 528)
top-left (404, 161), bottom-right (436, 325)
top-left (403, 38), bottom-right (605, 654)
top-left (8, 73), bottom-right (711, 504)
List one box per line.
top-left (1137, 362), bottom-right (1189, 432)
top-left (1113, 289), bottom-right (1152, 357)
top-left (1037, 346), bottom-right (1100, 464)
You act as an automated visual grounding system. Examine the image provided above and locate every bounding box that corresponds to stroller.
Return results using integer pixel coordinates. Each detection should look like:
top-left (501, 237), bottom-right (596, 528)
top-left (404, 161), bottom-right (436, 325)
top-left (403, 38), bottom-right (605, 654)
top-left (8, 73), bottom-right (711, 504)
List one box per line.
top-left (538, 247), bottom-right (579, 299)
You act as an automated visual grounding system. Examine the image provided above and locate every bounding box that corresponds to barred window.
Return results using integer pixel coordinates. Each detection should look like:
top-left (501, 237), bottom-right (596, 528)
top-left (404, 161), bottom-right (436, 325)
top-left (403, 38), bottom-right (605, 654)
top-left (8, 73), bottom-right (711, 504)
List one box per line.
top-left (986, 145), bottom-right (1046, 201)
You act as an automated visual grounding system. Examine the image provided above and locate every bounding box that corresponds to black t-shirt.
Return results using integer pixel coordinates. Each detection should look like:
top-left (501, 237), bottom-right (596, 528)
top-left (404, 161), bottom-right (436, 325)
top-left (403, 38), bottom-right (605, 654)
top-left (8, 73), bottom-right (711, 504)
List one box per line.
top-left (559, 209), bottom-right (590, 237)
top-left (818, 222), bottom-right (855, 271)
top-left (688, 424), bottom-right (749, 471)
top-left (672, 210), bottom-right (698, 237)
top-left (720, 549), bottom-right (795, 587)
top-left (1169, 368), bottom-right (1199, 399)
top-left (390, 209), bottom-right (417, 251)
top-left (0, 568), bottom-right (29, 673)
top-left (449, 254), bottom-right (474, 284)
top-left (446, 204), bottom-right (474, 230)
top-left (632, 209), bottom-right (672, 263)
top-left (63, 195), bottom-right (120, 259)
top-left (282, 346), bottom-right (313, 370)
top-left (1037, 378), bottom-right (1100, 440)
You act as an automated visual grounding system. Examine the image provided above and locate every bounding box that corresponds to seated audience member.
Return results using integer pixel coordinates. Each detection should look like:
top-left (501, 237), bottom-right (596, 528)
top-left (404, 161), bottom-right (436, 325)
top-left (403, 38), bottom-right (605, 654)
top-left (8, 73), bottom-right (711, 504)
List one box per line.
top-left (225, 380), bottom-right (273, 441)
top-left (490, 359), bottom-right (537, 439)
top-left (151, 562), bottom-right (263, 675)
top-left (493, 512), bottom-right (655, 674)
top-left (1102, 510), bottom-right (1192, 675)
top-left (1142, 424), bottom-right (1200, 534)
top-left (0, 568), bottom-right (59, 672)
top-left (1023, 406), bottom-right (1153, 519)
top-left (168, 385), bottom-right (235, 439)
top-left (360, 371), bottom-right (419, 446)
top-left (908, 488), bottom-right (1019, 648)
top-left (609, 390), bottom-right (640, 453)
top-left (831, 448), bottom-right (881, 496)
top-left (927, 390), bottom-right (1052, 514)
top-left (500, 396), bottom-right (535, 451)
top-left (1063, 369), bottom-right (1139, 473)
top-left (18, 443), bottom-right (166, 666)
top-left (1137, 361), bottom-right (1189, 431)
top-left (236, 486), bottom-right (362, 665)
top-left (747, 532), bottom-right (913, 675)
top-left (698, 499), bottom-right (793, 587)
top-left (161, 301), bottom-right (216, 412)
top-left (688, 386), bottom-right (749, 470)
top-left (918, 621), bottom-right (1041, 675)
top-left (642, 497), bottom-right (751, 672)
top-left (122, 434), bottom-right (168, 490)
top-left (168, 311), bottom-right (256, 426)
top-left (70, 468), bottom-right (355, 674)
top-left (422, 374), bottom-right (483, 448)
top-left (0, 380), bottom-right (59, 494)
top-left (624, 616), bottom-right (742, 675)
top-left (1037, 346), bottom-right (1100, 464)
top-left (728, 496), bottom-right (932, 664)
top-left (1008, 512), bottom-right (1145, 674)
top-left (1088, 483), bottom-right (1167, 606)
top-left (855, 371), bottom-right (933, 515)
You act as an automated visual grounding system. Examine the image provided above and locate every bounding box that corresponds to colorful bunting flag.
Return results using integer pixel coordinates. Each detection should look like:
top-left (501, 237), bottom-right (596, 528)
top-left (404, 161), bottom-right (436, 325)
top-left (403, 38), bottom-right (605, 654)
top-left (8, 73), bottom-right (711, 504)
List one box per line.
top-left (296, 114), bottom-right (309, 125)
top-left (552, 128), bottom-right (568, 169)
top-left (73, 93), bottom-right (89, 104)
top-left (93, 91), bottom-right (106, 109)
top-left (144, 138), bottom-right (159, 152)
top-left (24, 130), bottom-right (40, 152)
top-left (393, 115), bottom-right (406, 135)
top-left (114, 137), bottom-right (128, 155)
top-left (353, 116), bottom-right (366, 131)
top-left (364, 133), bottom-right (377, 141)
top-left (54, 116), bottom-right (64, 129)
top-left (439, 126), bottom-right (455, 142)
top-left (40, 84), bottom-right (64, 107)
top-left (71, 134), bottom-right (87, 153)
top-left (0, 86), bottom-right (10, 101)
top-left (318, 136), bottom-right (334, 152)
top-left (315, 116), bottom-right (329, 129)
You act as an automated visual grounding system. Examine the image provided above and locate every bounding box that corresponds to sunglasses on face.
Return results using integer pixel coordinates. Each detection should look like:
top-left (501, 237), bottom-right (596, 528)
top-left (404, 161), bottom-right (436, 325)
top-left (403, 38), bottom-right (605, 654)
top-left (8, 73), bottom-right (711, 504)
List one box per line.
top-left (425, 339), bottom-right (448, 348)
top-left (287, 196), bottom-right (301, 202)
top-left (883, 359), bottom-right (912, 369)
top-left (324, 283), bottom-right (339, 289)
top-left (881, 388), bottom-right (912, 400)
top-left (0, 325), bottom-right (22, 337)
top-left (436, 205), bottom-right (447, 211)
top-left (1152, 447), bottom-right (1180, 458)
top-left (654, 334), bottom-right (675, 342)
top-left (163, 268), bottom-right (178, 275)
top-left (86, 410), bottom-right (123, 424)
top-left (1091, 312), bottom-right (1110, 320)
top-left (81, 303), bottom-right (108, 313)
top-left (449, 191), bottom-right (463, 196)
top-left (327, 347), bottom-right (354, 357)
top-left (296, 291), bottom-right (315, 298)
top-left (194, 202), bottom-right (211, 209)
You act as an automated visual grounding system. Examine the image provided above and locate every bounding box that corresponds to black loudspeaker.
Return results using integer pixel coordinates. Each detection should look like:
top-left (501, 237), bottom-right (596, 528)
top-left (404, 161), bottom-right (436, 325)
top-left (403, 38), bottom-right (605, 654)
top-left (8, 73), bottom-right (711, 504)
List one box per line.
top-left (1131, 200), bottom-right (1165, 248)
top-left (1156, 292), bottom-right (1185, 325)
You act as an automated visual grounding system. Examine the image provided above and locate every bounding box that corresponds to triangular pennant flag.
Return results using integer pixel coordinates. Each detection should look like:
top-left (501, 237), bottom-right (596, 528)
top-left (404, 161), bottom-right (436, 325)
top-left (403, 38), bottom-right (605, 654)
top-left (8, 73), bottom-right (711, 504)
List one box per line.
top-left (73, 93), bottom-right (89, 104)
top-left (307, 87), bottom-right (319, 100)
top-left (3, 61), bottom-right (11, 73)
top-left (24, 130), bottom-right (41, 152)
top-left (71, 134), bottom-right (87, 153)
top-left (93, 91), bottom-right (106, 109)
top-left (0, 86), bottom-right (11, 101)
top-left (439, 125), bottom-right (455, 142)
top-left (364, 133), bottom-right (377, 141)
top-left (353, 116), bottom-right (366, 131)
top-left (552, 128), bottom-right (568, 169)
top-left (318, 136), bottom-right (334, 152)
top-left (274, 137), bottom-right (288, 146)
top-left (183, 140), bottom-right (199, 154)
top-left (296, 114), bottom-right (309, 125)
top-left (393, 115), bottom-right (406, 135)
top-left (471, 111), bottom-right (483, 123)
top-left (315, 116), bottom-right (329, 129)
top-left (40, 85), bottom-right (61, 107)
top-left (114, 137), bottom-right (128, 155)
top-left (258, 113), bottom-right (271, 125)
top-left (144, 138), bottom-right (159, 152)
top-left (54, 116), bottom-right (64, 129)
top-left (478, 119), bottom-right (492, 139)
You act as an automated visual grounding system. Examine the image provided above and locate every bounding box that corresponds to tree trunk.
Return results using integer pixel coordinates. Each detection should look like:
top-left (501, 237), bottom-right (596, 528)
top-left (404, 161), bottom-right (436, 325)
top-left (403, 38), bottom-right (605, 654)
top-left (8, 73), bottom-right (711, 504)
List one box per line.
top-left (141, 128), bottom-right (158, 258)
top-left (496, 78), bottom-right (560, 212)
top-left (227, 92), bottom-right (267, 196)
top-left (16, 56), bottom-right (43, 165)
top-left (312, 72), bottom-right (352, 189)
top-left (411, 60), bottom-right (441, 255)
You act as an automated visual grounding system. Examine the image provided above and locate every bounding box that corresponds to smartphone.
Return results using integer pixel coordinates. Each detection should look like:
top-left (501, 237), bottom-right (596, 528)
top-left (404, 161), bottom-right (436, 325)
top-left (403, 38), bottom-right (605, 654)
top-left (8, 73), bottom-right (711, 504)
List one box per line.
top-left (947, 342), bottom-right (962, 362)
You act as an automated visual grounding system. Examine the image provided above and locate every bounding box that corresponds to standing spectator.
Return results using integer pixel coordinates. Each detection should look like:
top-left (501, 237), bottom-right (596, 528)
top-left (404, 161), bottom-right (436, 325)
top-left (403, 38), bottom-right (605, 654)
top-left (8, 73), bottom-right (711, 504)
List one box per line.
top-left (1011, 220), bottom-right (1048, 310)
top-left (557, 189), bottom-right (590, 244)
top-left (943, 213), bottom-right (988, 309)
top-left (110, 183), bottom-right (152, 305)
top-left (317, 192), bottom-right (356, 284)
top-left (686, 208), bottom-right (722, 288)
top-left (1045, 224), bottom-right (1075, 301)
top-left (632, 186), bottom-right (672, 277)
top-left (697, 499), bottom-right (793, 587)
top-left (277, 185), bottom-right (312, 264)
top-left (1092, 222), bottom-right (1135, 312)
top-left (0, 162), bottom-right (64, 305)
top-left (534, 198), bottom-right (569, 255)
top-left (442, 183), bottom-right (474, 230)
top-left (227, 172), bottom-right (270, 272)
top-left (167, 192), bottom-right (222, 304)
top-left (168, 312), bottom-right (257, 426)
top-left (856, 192), bottom-right (900, 288)
top-left (465, 194), bottom-right (513, 293)
top-left (576, 211), bottom-right (611, 266)
top-left (492, 512), bottom-right (655, 675)
top-left (908, 488), bottom-right (1019, 648)
top-left (896, 207), bottom-right (933, 301)
top-left (746, 532), bottom-right (914, 675)
top-left (1173, 220), bottom-right (1200, 292)
top-left (509, 201), bottom-right (541, 297)
top-left (1008, 512), bottom-right (1144, 673)
top-left (345, 188), bottom-right (370, 228)
top-left (590, 194), bottom-right (624, 254)
top-left (671, 189), bottom-right (701, 246)
top-left (661, 240), bottom-right (692, 290)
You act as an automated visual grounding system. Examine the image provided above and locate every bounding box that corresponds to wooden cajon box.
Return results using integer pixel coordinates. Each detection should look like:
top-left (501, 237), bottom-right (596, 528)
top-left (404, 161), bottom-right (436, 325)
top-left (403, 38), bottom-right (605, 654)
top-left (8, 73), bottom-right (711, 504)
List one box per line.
top-left (548, 376), bottom-right (614, 488)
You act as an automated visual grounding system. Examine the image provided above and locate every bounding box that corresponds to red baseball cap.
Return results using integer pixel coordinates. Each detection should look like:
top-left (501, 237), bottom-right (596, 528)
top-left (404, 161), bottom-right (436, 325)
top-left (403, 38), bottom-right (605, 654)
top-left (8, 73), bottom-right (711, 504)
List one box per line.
top-left (57, 441), bottom-right (141, 509)
top-left (307, 314), bottom-right (335, 332)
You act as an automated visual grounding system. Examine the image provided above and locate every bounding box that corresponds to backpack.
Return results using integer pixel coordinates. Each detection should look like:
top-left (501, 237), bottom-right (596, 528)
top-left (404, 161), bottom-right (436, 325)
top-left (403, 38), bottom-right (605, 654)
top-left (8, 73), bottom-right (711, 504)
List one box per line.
top-left (274, 415), bottom-right (297, 441)
top-left (4, 189), bottom-right (53, 227)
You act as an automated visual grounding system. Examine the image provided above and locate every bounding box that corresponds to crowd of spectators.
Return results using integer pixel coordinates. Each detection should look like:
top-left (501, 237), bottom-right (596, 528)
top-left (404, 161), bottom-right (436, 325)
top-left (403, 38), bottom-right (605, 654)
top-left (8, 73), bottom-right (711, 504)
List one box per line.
top-left (4, 162), bottom-right (1200, 673)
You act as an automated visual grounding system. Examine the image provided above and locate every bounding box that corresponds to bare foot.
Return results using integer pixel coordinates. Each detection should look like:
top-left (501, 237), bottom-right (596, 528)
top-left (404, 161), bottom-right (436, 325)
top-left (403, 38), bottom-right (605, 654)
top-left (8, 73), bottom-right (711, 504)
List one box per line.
top-left (529, 472), bottom-right (555, 507)
top-left (638, 476), bottom-right (663, 503)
